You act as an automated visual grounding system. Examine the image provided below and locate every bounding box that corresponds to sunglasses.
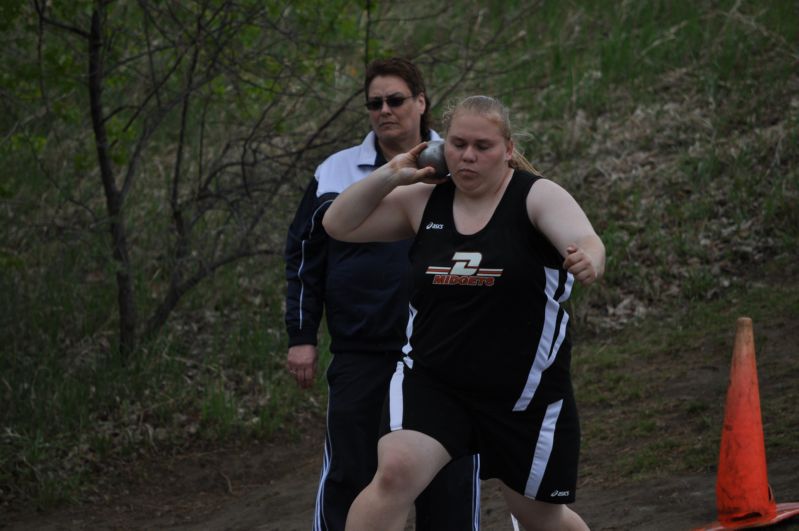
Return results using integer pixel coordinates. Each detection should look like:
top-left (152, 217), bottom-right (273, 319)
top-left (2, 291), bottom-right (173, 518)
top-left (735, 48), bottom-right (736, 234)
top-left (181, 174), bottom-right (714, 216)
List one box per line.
top-left (364, 95), bottom-right (412, 111)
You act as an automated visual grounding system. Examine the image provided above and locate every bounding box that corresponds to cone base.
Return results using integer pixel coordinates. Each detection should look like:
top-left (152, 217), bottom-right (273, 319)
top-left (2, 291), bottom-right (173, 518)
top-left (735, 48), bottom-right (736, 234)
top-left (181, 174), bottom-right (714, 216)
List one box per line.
top-left (693, 502), bottom-right (799, 530)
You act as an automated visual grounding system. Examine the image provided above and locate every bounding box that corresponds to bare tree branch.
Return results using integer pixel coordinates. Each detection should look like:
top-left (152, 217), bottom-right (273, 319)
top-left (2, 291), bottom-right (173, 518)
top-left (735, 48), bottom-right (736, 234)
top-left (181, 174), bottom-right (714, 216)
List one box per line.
top-left (32, 0), bottom-right (91, 39)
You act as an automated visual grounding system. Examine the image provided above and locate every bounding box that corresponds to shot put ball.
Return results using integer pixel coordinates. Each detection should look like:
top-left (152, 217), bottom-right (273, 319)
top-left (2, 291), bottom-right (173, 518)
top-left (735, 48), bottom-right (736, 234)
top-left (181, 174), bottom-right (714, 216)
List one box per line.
top-left (417, 140), bottom-right (449, 178)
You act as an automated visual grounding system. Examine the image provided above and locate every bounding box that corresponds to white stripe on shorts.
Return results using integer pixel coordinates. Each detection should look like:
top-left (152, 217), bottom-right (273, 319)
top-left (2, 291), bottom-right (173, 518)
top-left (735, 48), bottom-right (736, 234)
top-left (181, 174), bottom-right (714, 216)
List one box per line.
top-left (388, 361), bottom-right (406, 431)
top-left (524, 399), bottom-right (564, 498)
top-left (513, 268), bottom-right (573, 412)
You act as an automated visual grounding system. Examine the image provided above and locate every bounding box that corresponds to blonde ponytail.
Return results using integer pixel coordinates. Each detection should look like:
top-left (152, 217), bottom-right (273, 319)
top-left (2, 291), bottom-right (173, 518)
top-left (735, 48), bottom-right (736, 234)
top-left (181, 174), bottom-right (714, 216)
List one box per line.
top-left (510, 148), bottom-right (542, 176)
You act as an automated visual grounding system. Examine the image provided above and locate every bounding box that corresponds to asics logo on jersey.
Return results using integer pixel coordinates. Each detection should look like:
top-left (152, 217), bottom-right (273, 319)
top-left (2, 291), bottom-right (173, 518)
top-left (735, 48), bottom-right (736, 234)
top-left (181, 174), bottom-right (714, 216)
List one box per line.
top-left (425, 221), bottom-right (444, 230)
top-left (551, 489), bottom-right (571, 498)
top-left (425, 252), bottom-right (503, 286)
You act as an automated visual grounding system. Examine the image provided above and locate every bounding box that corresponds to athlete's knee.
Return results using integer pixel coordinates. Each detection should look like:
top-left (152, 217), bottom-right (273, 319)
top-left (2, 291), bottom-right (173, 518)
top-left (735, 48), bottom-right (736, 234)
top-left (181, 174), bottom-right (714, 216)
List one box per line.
top-left (372, 453), bottom-right (418, 496)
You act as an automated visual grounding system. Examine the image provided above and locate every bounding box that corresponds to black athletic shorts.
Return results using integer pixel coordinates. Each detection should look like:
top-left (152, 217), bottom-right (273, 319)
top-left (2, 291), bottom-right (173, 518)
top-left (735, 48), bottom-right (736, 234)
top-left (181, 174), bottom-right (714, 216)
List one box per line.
top-left (381, 357), bottom-right (580, 504)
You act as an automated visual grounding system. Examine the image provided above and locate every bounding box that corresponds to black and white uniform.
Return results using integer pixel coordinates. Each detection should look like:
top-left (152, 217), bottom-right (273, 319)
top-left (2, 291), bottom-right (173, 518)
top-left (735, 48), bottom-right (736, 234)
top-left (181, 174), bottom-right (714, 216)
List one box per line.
top-left (385, 170), bottom-right (580, 503)
top-left (284, 131), bottom-right (480, 531)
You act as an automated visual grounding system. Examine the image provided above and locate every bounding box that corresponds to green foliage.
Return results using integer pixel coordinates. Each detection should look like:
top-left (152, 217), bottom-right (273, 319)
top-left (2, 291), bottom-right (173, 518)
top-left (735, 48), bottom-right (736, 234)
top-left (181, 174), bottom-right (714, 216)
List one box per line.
top-left (200, 383), bottom-right (238, 439)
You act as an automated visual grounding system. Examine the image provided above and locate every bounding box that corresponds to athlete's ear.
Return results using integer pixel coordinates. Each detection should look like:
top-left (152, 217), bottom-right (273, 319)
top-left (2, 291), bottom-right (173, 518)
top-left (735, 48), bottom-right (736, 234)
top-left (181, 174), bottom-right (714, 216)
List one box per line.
top-left (505, 139), bottom-right (514, 162)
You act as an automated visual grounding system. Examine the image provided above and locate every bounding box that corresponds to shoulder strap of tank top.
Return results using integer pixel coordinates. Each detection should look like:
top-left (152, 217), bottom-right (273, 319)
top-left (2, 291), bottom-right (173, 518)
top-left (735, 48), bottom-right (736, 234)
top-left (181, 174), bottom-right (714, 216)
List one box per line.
top-left (510, 169), bottom-right (538, 196)
top-left (490, 169), bottom-right (536, 227)
top-left (419, 179), bottom-right (456, 225)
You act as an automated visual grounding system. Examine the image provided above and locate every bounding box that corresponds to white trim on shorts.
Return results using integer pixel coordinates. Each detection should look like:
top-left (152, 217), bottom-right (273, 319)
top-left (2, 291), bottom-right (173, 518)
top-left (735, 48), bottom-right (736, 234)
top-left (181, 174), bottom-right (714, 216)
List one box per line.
top-left (524, 398), bottom-right (564, 497)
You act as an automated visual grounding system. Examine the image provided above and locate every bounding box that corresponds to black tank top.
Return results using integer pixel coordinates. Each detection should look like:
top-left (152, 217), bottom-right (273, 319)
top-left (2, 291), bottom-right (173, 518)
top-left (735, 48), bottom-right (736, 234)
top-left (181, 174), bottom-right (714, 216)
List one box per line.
top-left (405, 170), bottom-right (575, 410)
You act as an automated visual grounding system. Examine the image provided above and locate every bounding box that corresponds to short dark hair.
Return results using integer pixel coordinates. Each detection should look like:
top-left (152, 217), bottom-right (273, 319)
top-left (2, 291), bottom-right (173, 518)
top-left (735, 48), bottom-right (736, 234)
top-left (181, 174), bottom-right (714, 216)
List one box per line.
top-left (364, 57), bottom-right (431, 139)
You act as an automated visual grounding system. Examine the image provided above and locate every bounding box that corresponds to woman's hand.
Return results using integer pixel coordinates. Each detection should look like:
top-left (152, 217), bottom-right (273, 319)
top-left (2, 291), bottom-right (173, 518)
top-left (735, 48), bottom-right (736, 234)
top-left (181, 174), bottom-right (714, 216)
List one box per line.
top-left (385, 142), bottom-right (445, 187)
top-left (563, 244), bottom-right (603, 285)
top-left (526, 179), bottom-right (606, 286)
top-left (323, 142), bottom-right (441, 243)
top-left (286, 344), bottom-right (317, 389)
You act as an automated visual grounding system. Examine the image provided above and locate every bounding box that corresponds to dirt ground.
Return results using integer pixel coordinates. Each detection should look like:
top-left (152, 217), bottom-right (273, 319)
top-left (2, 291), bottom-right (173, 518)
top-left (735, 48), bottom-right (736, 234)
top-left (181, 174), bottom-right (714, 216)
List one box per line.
top-left (3, 434), bottom-right (799, 531)
top-left (4, 315), bottom-right (799, 531)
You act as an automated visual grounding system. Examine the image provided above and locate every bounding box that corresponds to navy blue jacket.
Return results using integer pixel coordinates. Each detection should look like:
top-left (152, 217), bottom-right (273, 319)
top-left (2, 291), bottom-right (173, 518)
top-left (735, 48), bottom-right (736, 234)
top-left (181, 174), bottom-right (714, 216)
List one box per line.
top-left (284, 131), bottom-right (440, 354)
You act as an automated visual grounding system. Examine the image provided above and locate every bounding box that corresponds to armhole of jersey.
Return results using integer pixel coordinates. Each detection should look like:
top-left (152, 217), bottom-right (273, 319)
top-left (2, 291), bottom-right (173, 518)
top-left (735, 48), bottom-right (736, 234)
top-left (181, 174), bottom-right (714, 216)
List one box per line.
top-left (409, 181), bottom-right (453, 255)
top-left (518, 170), bottom-right (568, 265)
top-left (516, 170), bottom-right (558, 259)
top-left (514, 170), bottom-right (537, 232)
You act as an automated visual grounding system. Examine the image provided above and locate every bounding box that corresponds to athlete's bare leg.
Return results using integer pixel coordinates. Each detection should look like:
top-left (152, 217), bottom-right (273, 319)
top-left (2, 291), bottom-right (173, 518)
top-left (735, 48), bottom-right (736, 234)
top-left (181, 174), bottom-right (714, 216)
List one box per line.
top-left (501, 482), bottom-right (589, 531)
top-left (345, 430), bottom-right (452, 531)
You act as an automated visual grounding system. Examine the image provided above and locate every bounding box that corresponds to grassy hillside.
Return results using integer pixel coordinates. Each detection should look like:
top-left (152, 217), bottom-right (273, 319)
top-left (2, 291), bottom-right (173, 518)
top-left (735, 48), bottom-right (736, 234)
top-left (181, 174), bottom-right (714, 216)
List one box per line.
top-left (574, 280), bottom-right (799, 485)
top-left (1, 0), bottom-right (797, 509)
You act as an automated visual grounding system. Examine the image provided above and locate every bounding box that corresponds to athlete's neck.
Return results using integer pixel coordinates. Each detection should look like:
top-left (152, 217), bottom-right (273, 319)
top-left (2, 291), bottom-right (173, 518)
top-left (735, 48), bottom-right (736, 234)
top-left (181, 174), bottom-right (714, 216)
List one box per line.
top-left (453, 168), bottom-right (514, 235)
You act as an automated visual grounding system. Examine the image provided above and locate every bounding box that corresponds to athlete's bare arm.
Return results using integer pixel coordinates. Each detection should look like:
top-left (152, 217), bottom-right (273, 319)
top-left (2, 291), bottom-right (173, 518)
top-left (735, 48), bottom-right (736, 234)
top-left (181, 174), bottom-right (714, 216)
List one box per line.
top-left (526, 179), bottom-right (605, 285)
top-left (323, 143), bottom-right (439, 242)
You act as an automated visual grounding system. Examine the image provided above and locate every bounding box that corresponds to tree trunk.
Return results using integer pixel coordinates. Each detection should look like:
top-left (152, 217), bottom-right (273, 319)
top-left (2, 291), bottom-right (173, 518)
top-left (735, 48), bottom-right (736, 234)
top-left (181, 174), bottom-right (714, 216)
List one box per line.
top-left (88, 5), bottom-right (137, 359)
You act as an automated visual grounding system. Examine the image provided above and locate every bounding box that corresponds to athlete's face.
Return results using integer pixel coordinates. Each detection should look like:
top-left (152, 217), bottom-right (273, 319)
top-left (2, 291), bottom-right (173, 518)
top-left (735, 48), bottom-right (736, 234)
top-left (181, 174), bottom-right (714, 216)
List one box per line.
top-left (366, 75), bottom-right (425, 148)
top-left (445, 111), bottom-right (513, 193)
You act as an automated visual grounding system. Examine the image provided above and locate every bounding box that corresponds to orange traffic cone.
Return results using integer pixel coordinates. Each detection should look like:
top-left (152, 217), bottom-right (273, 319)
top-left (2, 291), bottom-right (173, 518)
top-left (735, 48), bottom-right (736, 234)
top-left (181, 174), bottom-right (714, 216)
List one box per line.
top-left (694, 317), bottom-right (799, 530)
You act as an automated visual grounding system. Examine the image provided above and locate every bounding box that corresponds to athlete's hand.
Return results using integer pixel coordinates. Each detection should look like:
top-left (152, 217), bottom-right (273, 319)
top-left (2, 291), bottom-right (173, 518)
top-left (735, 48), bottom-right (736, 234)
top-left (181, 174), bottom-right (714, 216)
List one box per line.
top-left (287, 344), bottom-right (318, 389)
top-left (563, 245), bottom-right (600, 286)
top-left (387, 143), bottom-right (445, 186)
